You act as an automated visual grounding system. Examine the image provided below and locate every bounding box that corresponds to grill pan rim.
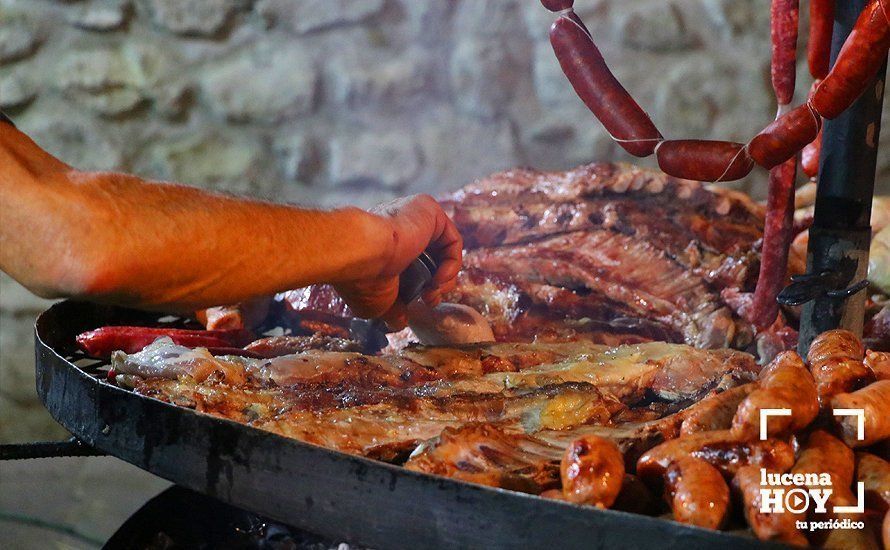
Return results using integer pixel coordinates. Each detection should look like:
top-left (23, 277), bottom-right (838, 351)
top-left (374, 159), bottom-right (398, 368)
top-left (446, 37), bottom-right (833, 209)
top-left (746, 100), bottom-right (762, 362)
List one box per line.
top-left (33, 300), bottom-right (788, 550)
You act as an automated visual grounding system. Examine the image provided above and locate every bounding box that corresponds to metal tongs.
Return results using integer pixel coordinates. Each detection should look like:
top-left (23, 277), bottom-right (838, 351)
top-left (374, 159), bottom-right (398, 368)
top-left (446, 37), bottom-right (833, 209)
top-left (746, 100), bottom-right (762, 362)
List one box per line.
top-left (347, 252), bottom-right (437, 352)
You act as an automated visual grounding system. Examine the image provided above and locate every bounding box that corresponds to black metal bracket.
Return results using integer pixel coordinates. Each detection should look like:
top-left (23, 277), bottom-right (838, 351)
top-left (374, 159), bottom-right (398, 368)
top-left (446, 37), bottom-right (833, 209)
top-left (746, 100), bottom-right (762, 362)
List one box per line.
top-left (0, 436), bottom-right (105, 460)
top-left (777, 257), bottom-right (865, 307)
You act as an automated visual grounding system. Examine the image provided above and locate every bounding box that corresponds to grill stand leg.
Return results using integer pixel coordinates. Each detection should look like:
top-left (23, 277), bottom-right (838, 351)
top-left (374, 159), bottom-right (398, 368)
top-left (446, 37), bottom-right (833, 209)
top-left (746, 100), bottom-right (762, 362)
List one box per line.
top-left (793, 0), bottom-right (887, 353)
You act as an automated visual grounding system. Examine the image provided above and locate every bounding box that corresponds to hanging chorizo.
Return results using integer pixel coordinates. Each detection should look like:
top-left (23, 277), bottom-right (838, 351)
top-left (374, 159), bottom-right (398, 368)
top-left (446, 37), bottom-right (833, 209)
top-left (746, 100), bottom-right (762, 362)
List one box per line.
top-left (549, 14), bottom-right (663, 157)
top-left (655, 140), bottom-right (754, 182)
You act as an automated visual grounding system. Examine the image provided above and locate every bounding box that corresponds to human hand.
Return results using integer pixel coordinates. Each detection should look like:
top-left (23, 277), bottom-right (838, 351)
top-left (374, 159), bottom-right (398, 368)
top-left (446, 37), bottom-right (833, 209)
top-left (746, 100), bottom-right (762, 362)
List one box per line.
top-left (334, 194), bottom-right (462, 329)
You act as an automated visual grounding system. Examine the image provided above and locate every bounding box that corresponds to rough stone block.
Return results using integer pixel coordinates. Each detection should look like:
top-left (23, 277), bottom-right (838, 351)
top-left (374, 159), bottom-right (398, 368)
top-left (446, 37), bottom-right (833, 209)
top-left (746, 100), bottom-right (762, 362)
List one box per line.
top-left (619, 3), bottom-right (696, 51)
top-left (139, 130), bottom-right (274, 196)
top-left (69, 2), bottom-right (131, 32)
top-left (256, 0), bottom-right (384, 34)
top-left (25, 118), bottom-right (124, 171)
top-left (533, 40), bottom-right (576, 106)
top-left (414, 109), bottom-right (518, 194)
top-left (329, 131), bottom-right (422, 190)
top-left (451, 37), bottom-right (520, 119)
top-left (143, 0), bottom-right (244, 37)
top-left (0, 19), bottom-right (39, 64)
top-left (273, 132), bottom-right (318, 183)
top-left (0, 73), bottom-right (36, 109)
top-left (328, 48), bottom-right (433, 108)
top-left (202, 44), bottom-right (317, 122)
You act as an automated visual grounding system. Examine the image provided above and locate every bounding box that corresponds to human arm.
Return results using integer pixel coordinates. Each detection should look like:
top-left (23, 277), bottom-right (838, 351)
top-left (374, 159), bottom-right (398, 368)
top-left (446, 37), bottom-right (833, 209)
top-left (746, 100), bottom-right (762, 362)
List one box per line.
top-left (0, 122), bottom-right (461, 325)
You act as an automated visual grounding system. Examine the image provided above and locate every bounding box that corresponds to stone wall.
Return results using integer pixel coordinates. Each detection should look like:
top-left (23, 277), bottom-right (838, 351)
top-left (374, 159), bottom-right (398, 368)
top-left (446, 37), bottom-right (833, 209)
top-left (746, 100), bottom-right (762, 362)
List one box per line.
top-left (2, 0), bottom-right (889, 440)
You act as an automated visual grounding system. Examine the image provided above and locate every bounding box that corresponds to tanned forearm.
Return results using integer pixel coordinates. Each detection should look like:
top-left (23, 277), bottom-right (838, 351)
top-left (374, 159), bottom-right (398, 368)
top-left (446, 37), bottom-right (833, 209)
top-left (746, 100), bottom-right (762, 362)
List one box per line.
top-left (0, 123), bottom-right (395, 311)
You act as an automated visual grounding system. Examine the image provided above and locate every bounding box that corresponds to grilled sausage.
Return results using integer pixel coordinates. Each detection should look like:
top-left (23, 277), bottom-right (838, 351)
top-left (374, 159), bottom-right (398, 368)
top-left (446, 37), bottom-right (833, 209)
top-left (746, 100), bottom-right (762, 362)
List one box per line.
top-left (748, 160), bottom-right (798, 329)
top-left (76, 326), bottom-right (253, 358)
top-left (831, 380), bottom-right (890, 447)
top-left (770, 0), bottom-right (800, 105)
top-left (680, 384), bottom-right (755, 436)
top-left (541, 0), bottom-right (573, 10)
top-left (808, 0), bottom-right (835, 79)
top-left (664, 456), bottom-right (730, 529)
top-left (791, 430), bottom-right (856, 516)
top-left (636, 430), bottom-right (796, 481)
top-left (560, 435), bottom-right (625, 508)
top-left (806, 329), bottom-right (874, 405)
top-left (655, 140), bottom-right (754, 182)
top-left (749, 104), bottom-right (821, 169)
top-left (732, 351), bottom-right (819, 440)
top-left (733, 465), bottom-right (808, 546)
top-left (856, 452), bottom-right (890, 513)
top-left (549, 14), bottom-right (662, 157)
top-left (811, 0), bottom-right (890, 119)
top-left (865, 350), bottom-right (890, 381)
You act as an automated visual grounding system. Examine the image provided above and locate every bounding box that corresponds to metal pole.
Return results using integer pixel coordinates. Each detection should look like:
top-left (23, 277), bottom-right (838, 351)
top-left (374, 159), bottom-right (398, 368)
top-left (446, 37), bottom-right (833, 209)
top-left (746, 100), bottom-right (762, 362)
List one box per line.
top-left (797, 0), bottom-right (887, 353)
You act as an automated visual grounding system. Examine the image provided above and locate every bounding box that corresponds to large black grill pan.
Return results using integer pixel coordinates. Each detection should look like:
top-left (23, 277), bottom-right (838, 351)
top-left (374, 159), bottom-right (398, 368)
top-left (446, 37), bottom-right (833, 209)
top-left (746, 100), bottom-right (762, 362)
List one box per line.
top-left (34, 300), bottom-right (784, 549)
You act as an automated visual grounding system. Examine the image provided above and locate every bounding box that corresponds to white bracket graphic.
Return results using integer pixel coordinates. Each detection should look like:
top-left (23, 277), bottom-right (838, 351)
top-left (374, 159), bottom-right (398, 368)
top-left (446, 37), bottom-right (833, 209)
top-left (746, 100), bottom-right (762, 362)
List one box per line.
top-left (832, 408), bottom-right (866, 441)
top-left (834, 482), bottom-right (866, 514)
top-left (759, 408), bottom-right (792, 441)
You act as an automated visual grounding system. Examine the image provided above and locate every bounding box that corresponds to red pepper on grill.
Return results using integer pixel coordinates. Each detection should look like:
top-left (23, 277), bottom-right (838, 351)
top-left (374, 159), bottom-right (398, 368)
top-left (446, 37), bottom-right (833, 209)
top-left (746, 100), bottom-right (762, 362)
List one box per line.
top-left (76, 326), bottom-right (254, 358)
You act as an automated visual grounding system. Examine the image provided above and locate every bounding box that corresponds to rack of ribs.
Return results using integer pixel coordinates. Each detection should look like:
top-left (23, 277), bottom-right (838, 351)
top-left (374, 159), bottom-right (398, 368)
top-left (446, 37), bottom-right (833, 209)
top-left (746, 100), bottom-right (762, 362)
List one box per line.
top-left (271, 163), bottom-right (769, 354)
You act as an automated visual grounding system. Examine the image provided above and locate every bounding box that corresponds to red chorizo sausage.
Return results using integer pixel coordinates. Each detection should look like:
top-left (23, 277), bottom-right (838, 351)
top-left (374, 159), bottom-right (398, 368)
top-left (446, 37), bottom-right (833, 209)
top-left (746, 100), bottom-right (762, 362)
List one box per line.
top-left (560, 435), bottom-right (625, 508)
top-left (664, 456), bottom-right (730, 529)
top-left (791, 430), bottom-right (855, 506)
top-left (549, 14), bottom-right (662, 157)
top-left (636, 430), bottom-right (796, 481)
top-left (806, 329), bottom-right (874, 405)
top-left (541, 0), bottom-right (574, 11)
top-left (655, 140), bottom-right (754, 182)
top-left (680, 384), bottom-right (755, 435)
top-left (771, 0), bottom-right (800, 105)
top-left (747, 159), bottom-right (798, 329)
top-left (808, 0), bottom-right (835, 80)
top-left (76, 326), bottom-right (254, 358)
top-left (749, 103), bottom-right (821, 168)
top-left (831, 380), bottom-right (890, 447)
top-left (811, 0), bottom-right (890, 119)
top-left (732, 350), bottom-right (819, 439)
top-left (733, 465), bottom-right (809, 546)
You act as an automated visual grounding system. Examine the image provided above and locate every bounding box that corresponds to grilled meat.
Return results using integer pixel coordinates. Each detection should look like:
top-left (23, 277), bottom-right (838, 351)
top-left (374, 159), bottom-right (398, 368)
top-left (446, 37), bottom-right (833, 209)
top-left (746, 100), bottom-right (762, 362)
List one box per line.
top-left (263, 163), bottom-right (765, 353)
top-left (113, 339), bottom-right (758, 459)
